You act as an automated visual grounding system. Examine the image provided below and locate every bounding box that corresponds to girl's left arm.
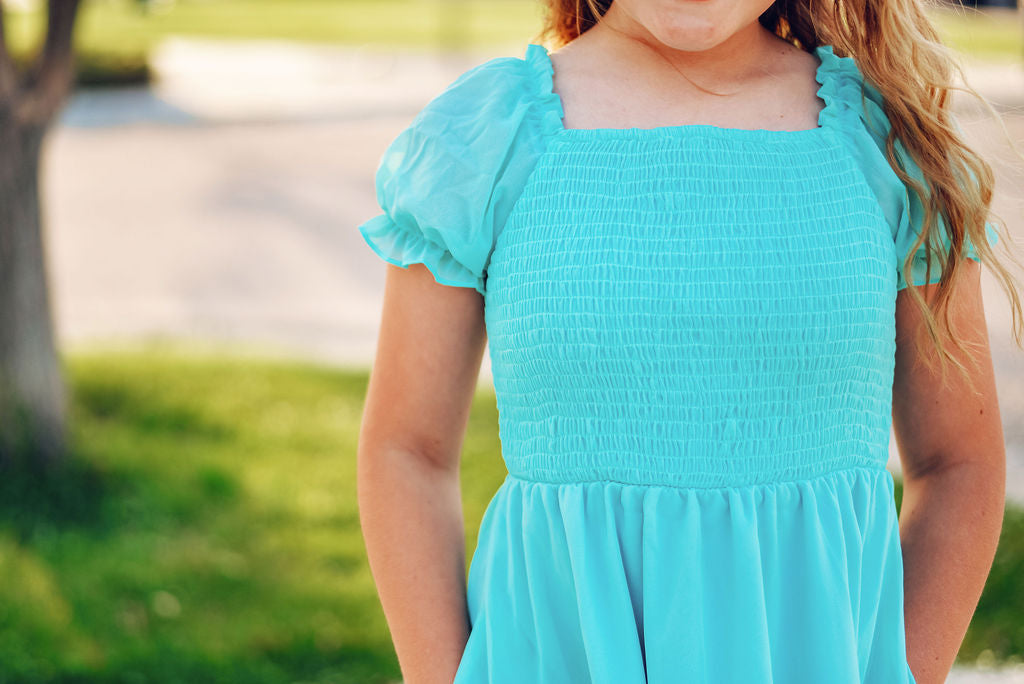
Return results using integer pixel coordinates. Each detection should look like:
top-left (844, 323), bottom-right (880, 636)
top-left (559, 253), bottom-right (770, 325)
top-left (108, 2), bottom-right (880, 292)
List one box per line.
top-left (892, 258), bottom-right (1007, 684)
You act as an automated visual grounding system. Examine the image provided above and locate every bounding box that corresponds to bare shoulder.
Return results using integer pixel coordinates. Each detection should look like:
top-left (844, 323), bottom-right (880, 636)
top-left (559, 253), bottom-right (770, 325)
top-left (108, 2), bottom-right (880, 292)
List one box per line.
top-left (547, 31), bottom-right (612, 90)
top-left (757, 35), bottom-right (827, 127)
top-left (769, 35), bottom-right (820, 70)
top-left (760, 35), bottom-right (822, 88)
top-left (546, 33), bottom-right (632, 130)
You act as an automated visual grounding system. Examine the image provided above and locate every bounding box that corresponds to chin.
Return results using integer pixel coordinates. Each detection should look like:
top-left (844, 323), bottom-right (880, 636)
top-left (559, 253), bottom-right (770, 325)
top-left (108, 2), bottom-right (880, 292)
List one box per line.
top-left (647, 17), bottom-right (731, 52)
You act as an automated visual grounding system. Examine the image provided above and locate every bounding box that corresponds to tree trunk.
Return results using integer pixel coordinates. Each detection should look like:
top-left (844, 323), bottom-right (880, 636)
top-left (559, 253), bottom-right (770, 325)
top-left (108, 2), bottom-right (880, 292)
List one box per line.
top-left (0, 114), bottom-right (67, 468)
top-left (0, 0), bottom-right (82, 469)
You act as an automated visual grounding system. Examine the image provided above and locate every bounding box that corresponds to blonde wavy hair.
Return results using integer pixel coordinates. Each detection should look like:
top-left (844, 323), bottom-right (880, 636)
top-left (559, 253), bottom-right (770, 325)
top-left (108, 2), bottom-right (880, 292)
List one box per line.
top-left (536, 0), bottom-right (1024, 395)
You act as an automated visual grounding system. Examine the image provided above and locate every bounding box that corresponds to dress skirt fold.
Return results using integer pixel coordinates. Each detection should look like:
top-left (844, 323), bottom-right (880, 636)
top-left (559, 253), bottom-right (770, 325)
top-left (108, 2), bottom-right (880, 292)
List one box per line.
top-left (455, 468), bottom-right (914, 683)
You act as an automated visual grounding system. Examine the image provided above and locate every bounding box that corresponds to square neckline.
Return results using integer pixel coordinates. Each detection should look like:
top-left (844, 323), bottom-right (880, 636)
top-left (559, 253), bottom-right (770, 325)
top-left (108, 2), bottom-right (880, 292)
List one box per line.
top-left (530, 42), bottom-right (834, 141)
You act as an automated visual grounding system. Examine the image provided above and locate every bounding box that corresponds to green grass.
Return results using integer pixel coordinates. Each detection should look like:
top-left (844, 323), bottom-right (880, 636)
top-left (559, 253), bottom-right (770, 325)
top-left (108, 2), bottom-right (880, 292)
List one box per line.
top-left (0, 347), bottom-right (1021, 682)
top-left (0, 347), bottom-right (505, 683)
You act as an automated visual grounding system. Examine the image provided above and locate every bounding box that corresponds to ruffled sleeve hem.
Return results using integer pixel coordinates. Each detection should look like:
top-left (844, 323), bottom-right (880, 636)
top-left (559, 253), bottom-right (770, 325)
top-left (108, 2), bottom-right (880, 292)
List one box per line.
top-left (358, 212), bottom-right (487, 295)
top-left (896, 220), bottom-right (1001, 291)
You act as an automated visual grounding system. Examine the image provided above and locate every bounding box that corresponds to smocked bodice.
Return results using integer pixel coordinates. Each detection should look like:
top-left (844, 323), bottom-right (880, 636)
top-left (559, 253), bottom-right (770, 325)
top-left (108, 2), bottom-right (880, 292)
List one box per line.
top-left (485, 125), bottom-right (899, 488)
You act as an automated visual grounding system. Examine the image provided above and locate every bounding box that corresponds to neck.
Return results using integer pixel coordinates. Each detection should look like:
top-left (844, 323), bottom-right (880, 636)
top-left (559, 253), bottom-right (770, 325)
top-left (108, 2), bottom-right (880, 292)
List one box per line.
top-left (591, 7), bottom-right (777, 88)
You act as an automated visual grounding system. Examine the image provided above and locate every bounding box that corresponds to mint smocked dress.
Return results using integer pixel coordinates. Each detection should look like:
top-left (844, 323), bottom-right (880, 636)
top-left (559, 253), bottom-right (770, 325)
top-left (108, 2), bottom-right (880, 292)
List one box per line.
top-left (357, 43), bottom-right (999, 684)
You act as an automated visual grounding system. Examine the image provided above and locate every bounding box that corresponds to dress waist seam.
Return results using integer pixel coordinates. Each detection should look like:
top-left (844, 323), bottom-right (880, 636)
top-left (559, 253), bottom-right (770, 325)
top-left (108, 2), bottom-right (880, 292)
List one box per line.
top-left (503, 457), bottom-right (891, 491)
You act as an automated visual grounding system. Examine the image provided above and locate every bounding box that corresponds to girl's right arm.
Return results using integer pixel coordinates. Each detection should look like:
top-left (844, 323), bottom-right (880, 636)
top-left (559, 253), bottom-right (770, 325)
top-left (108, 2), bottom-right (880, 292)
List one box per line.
top-left (357, 260), bottom-right (488, 684)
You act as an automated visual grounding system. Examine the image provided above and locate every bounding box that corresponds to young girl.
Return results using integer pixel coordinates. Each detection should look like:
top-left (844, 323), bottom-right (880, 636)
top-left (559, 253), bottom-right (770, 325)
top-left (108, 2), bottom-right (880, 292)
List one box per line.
top-left (357, 1), bottom-right (1022, 682)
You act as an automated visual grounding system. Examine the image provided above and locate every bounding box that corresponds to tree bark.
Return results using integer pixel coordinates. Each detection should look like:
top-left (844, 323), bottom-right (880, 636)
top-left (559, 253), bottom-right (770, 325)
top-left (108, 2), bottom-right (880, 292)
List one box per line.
top-left (0, 108), bottom-right (66, 468)
top-left (0, 0), bottom-right (82, 469)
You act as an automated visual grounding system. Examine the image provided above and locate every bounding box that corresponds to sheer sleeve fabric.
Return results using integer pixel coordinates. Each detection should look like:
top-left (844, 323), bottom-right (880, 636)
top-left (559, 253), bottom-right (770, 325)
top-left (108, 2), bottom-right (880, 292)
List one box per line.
top-left (356, 46), bottom-right (562, 296)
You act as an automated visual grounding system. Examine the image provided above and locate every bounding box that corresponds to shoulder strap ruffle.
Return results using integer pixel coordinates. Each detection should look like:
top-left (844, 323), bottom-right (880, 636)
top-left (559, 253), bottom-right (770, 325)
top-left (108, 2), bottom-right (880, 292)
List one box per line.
top-left (814, 44), bottom-right (998, 290)
top-left (814, 44), bottom-right (906, 242)
top-left (525, 43), bottom-right (566, 137)
top-left (813, 45), bottom-right (862, 130)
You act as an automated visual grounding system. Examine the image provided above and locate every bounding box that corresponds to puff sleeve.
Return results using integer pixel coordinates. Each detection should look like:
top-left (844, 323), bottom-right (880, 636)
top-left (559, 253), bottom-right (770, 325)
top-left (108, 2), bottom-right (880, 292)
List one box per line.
top-left (356, 50), bottom-right (555, 296)
top-left (849, 58), bottom-right (999, 290)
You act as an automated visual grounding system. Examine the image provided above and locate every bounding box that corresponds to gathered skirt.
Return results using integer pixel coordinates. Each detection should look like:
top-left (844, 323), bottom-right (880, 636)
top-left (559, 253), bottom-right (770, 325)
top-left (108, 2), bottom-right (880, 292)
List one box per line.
top-left (453, 465), bottom-right (917, 684)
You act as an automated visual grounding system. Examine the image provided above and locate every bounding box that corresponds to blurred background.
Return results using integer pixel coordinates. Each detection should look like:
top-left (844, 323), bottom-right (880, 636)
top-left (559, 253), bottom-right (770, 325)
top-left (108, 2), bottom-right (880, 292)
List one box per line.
top-left (0, 0), bottom-right (1022, 682)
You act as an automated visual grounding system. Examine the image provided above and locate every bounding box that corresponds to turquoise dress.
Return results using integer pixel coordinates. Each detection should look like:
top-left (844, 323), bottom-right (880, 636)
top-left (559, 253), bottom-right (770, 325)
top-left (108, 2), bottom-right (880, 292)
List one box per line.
top-left (357, 43), bottom-right (998, 683)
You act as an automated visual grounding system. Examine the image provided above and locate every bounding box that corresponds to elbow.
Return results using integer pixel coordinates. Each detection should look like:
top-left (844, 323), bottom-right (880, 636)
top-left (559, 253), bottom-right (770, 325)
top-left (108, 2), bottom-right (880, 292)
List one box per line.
top-left (901, 448), bottom-right (1007, 520)
top-left (357, 427), bottom-right (462, 483)
top-left (898, 420), bottom-right (1006, 489)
